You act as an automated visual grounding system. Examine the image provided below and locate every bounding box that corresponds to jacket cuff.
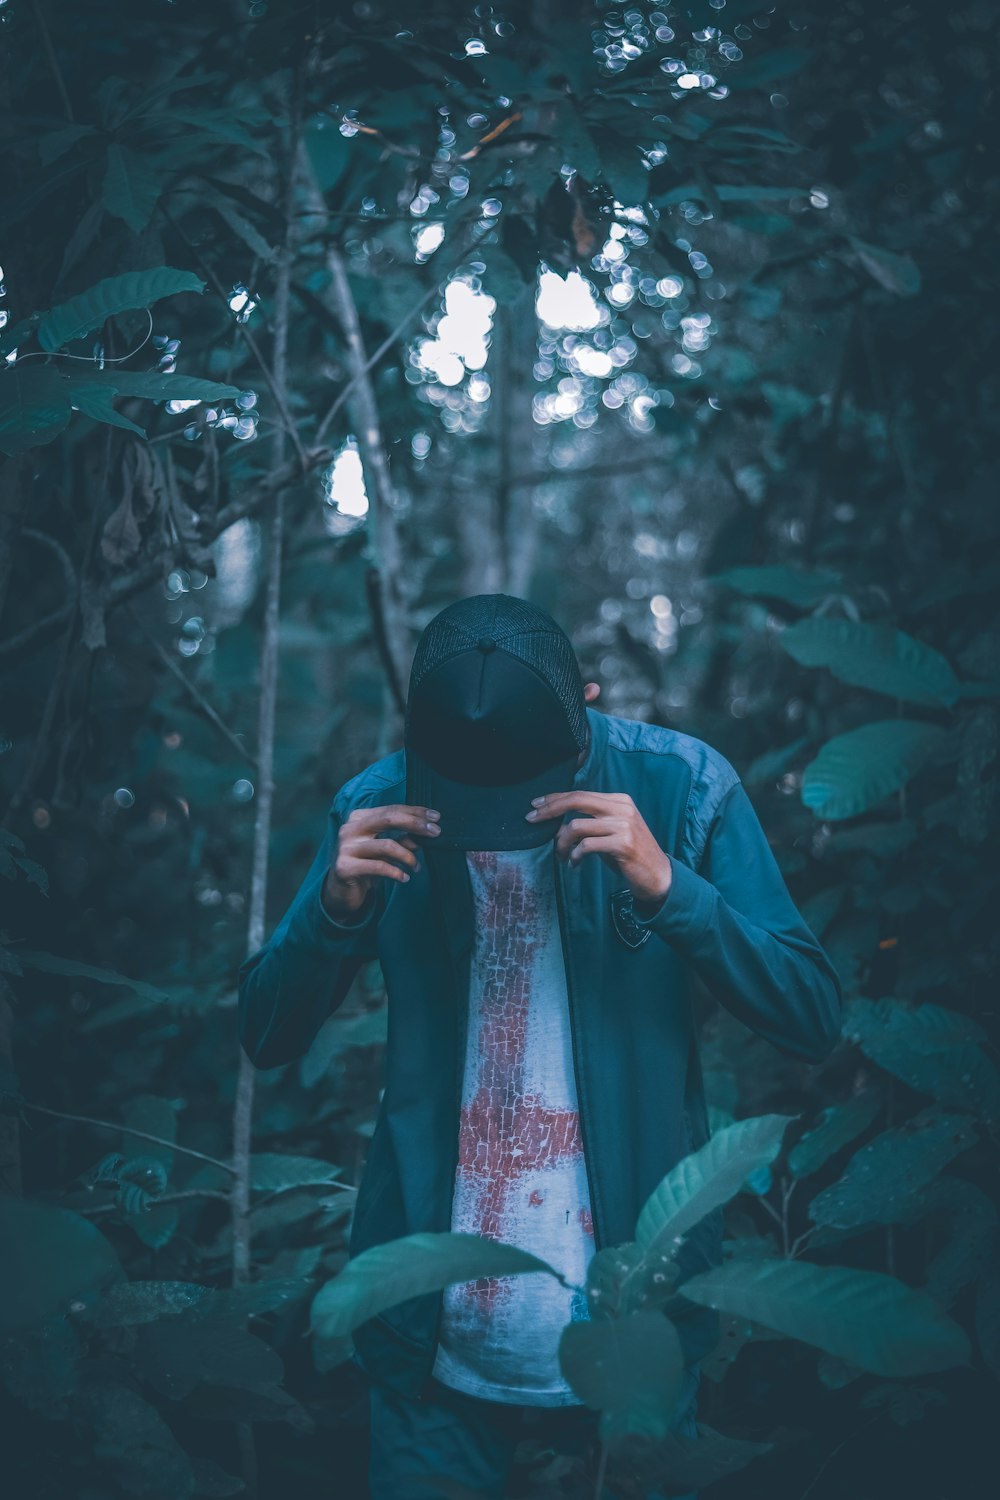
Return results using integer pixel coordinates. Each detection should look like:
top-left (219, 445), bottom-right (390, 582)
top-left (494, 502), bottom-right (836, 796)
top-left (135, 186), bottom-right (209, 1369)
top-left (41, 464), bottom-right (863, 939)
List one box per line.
top-left (314, 875), bottom-right (378, 936)
top-left (633, 854), bottom-right (717, 946)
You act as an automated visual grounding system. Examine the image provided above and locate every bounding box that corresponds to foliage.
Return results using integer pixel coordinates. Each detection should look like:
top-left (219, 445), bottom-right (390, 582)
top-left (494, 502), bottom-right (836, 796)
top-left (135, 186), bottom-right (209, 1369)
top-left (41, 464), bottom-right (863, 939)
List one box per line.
top-left (1, 0), bottom-right (996, 1495)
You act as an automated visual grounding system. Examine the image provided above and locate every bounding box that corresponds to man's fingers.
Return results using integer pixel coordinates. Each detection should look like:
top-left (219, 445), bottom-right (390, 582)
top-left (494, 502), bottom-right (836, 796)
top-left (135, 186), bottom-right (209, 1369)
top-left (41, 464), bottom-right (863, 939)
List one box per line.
top-left (346, 836), bottom-right (420, 873)
top-left (527, 791), bottom-right (632, 821)
top-left (346, 804), bottom-right (441, 834)
top-left (337, 854), bottom-right (413, 885)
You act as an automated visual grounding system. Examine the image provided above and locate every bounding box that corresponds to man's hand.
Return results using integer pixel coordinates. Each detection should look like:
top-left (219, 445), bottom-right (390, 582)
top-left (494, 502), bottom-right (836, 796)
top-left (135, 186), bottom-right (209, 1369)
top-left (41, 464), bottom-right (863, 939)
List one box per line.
top-left (525, 791), bottom-right (672, 911)
top-left (323, 804), bottom-right (441, 920)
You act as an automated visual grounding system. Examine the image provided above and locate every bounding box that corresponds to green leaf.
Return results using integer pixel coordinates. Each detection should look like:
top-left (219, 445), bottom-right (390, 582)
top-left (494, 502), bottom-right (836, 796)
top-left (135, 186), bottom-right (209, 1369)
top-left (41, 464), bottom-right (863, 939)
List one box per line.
top-left (788, 1090), bottom-right (882, 1178)
top-left (559, 1310), bottom-right (685, 1442)
top-left (37, 267), bottom-right (205, 352)
top-left (16, 949), bottom-right (168, 999)
top-left (250, 1153), bottom-right (343, 1192)
top-left (135, 1316), bottom-right (284, 1400)
top-left (919, 1177), bottom-right (998, 1306)
top-left (743, 736), bottom-right (810, 788)
top-left (778, 618), bottom-right (962, 708)
top-left (87, 1280), bottom-right (209, 1327)
top-left (705, 566), bottom-right (843, 608)
top-left (0, 1196), bottom-right (123, 1329)
top-left (636, 1115), bottom-right (794, 1252)
top-left (79, 369), bottom-right (241, 403)
top-left (809, 1110), bottom-right (977, 1230)
top-left (825, 820), bottom-right (919, 856)
top-left (845, 996), bottom-right (987, 1051)
top-left (849, 236), bottom-right (921, 297)
top-left (680, 1258), bottom-right (971, 1376)
top-left (801, 720), bottom-right (951, 820)
top-left (606, 1422), bottom-right (773, 1493)
top-left (101, 144), bottom-right (163, 233)
top-left (0, 364), bottom-right (71, 455)
top-left (310, 1232), bottom-right (559, 1341)
top-left (844, 999), bottom-right (1000, 1123)
top-left (76, 1383), bottom-right (196, 1500)
top-left (68, 382), bottom-right (146, 437)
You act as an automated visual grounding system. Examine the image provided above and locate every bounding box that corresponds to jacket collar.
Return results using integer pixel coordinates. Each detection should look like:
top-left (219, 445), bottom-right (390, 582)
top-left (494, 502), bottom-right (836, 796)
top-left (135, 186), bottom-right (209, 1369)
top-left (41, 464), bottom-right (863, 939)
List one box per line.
top-left (574, 705), bottom-right (607, 791)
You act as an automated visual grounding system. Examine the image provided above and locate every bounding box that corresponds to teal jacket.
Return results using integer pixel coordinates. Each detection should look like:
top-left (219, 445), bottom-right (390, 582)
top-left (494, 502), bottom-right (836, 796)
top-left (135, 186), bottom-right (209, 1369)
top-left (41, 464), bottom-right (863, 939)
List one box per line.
top-left (238, 706), bottom-right (842, 1398)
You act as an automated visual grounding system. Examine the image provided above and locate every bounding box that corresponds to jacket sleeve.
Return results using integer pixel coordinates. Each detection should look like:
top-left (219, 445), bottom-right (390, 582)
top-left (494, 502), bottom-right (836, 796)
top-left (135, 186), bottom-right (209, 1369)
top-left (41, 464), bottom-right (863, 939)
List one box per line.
top-left (635, 779), bottom-right (843, 1063)
top-left (237, 794), bottom-right (381, 1070)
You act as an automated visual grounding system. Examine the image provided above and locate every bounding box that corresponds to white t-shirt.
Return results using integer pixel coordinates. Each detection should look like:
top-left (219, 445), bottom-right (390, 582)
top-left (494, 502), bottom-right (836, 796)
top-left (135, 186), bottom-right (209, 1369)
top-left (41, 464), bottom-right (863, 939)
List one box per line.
top-left (431, 842), bottom-right (597, 1406)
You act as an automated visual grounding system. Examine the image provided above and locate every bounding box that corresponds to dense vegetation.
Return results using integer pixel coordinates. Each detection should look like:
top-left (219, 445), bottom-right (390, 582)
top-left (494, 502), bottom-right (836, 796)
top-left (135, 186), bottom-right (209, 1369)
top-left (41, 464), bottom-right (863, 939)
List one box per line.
top-left (1, 1), bottom-right (997, 1496)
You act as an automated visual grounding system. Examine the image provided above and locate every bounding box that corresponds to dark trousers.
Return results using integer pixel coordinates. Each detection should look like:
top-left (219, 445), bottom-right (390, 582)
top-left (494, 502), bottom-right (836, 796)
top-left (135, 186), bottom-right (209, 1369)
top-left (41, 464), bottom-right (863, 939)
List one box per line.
top-left (366, 1366), bottom-right (700, 1500)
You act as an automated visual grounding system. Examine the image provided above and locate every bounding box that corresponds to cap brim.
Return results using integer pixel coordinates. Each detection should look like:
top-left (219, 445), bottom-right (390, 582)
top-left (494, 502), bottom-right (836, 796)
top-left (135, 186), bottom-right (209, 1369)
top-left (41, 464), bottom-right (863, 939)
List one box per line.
top-left (405, 746), bottom-right (579, 851)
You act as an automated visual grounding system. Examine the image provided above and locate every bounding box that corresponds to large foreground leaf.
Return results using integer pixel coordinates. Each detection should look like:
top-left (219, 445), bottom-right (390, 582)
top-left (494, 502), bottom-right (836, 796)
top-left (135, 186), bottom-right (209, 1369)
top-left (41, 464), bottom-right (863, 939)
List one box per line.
top-left (310, 1232), bottom-right (559, 1341)
top-left (788, 1090), bottom-right (883, 1178)
top-left (801, 720), bottom-right (950, 820)
top-left (845, 999), bottom-right (1000, 1123)
top-left (809, 1110), bottom-right (977, 1230)
top-left (0, 1197), bottom-right (123, 1328)
top-left (680, 1258), bottom-right (970, 1376)
top-left (779, 618), bottom-right (962, 708)
top-left (635, 1115), bottom-right (794, 1252)
top-left (37, 267), bottom-right (205, 351)
top-left (559, 1310), bottom-right (685, 1441)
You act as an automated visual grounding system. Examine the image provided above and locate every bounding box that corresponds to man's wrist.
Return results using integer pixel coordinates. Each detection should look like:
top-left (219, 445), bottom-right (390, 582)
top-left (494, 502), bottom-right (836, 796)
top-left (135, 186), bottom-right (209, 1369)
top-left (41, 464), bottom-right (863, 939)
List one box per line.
top-left (633, 856), bottom-right (673, 919)
top-left (319, 871), bottom-right (372, 927)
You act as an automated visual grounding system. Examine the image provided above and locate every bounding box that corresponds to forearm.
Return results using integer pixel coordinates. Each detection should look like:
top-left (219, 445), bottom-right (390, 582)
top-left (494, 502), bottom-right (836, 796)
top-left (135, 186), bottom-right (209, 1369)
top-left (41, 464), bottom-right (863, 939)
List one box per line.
top-left (237, 812), bottom-right (379, 1068)
top-left (636, 784), bottom-right (843, 1063)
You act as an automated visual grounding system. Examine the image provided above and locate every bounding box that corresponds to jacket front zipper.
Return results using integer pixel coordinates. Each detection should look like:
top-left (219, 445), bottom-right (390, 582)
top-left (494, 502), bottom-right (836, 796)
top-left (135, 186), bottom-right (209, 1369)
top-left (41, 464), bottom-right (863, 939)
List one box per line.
top-left (419, 856), bottom-right (467, 1400)
top-left (551, 838), bottom-right (604, 1254)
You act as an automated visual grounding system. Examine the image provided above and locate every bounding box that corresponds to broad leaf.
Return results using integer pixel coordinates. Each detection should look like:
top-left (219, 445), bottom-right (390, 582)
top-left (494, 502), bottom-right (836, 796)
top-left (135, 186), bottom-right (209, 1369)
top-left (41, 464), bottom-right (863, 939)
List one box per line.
top-left (850, 236), bottom-right (922, 297)
top-left (0, 364), bottom-right (71, 454)
top-left (310, 1232), bottom-right (559, 1341)
top-left (101, 144), bottom-right (163, 233)
top-left (778, 618), bottom-right (962, 708)
top-left (809, 1110), bottom-right (977, 1229)
top-left (250, 1153), bottom-right (343, 1192)
top-left (680, 1258), bottom-right (970, 1376)
top-left (135, 1317), bottom-right (284, 1400)
top-left (16, 949), bottom-right (168, 999)
top-left (37, 267), bottom-right (205, 352)
top-left (845, 999), bottom-right (1000, 1122)
top-left (87, 1280), bottom-right (208, 1327)
top-left (607, 1422), bottom-right (773, 1494)
top-left (801, 720), bottom-right (950, 820)
top-left (706, 566), bottom-right (843, 608)
top-left (558, 1310), bottom-right (685, 1442)
top-left (75, 369), bottom-right (241, 403)
top-left (635, 1115), bottom-right (794, 1252)
top-left (68, 381), bottom-right (146, 437)
top-left (788, 1090), bottom-right (883, 1178)
top-left (0, 1196), bottom-right (123, 1329)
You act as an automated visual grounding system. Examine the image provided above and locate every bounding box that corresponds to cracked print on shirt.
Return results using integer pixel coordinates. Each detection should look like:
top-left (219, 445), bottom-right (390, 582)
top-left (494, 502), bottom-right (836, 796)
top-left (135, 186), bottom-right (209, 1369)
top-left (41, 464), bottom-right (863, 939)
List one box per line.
top-left (431, 841), bottom-right (597, 1406)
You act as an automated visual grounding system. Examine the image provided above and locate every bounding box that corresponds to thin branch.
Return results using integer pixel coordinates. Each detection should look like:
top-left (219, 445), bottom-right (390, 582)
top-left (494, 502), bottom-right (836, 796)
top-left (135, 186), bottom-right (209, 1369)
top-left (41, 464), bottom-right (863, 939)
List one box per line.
top-left (126, 603), bottom-right (259, 771)
top-left (20, 1101), bottom-right (237, 1174)
top-left (159, 201), bottom-right (310, 476)
top-left (0, 527), bottom-right (77, 658)
top-left (78, 1188), bottom-right (232, 1217)
top-left (313, 210), bottom-right (499, 447)
top-left (29, 0), bottom-right (74, 121)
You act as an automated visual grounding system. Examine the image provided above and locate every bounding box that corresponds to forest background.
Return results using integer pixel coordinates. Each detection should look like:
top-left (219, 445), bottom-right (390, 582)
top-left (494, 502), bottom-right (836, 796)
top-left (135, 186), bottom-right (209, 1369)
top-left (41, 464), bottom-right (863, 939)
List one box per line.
top-left (1, 1), bottom-right (998, 1498)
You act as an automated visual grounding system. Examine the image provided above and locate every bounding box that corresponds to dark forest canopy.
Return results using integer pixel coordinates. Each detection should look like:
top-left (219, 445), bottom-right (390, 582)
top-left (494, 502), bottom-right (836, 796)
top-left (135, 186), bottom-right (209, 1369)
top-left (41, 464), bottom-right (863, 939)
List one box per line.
top-left (1, 1), bottom-right (998, 1497)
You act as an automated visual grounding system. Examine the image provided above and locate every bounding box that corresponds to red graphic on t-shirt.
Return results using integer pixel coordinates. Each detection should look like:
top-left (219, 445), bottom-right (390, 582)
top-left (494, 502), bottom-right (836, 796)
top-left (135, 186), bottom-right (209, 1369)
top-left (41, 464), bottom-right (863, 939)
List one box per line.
top-left (457, 851), bottom-right (587, 1313)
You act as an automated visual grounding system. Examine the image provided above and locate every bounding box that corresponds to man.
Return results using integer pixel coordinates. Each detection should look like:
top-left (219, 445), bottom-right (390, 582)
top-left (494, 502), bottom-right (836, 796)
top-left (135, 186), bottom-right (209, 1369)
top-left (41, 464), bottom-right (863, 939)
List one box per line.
top-left (238, 593), bottom-right (842, 1499)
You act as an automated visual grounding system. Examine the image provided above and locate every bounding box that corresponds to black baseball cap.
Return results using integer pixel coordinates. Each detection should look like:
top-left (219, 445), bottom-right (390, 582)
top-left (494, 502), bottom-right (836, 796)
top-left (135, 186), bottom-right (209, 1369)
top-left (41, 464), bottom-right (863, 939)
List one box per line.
top-left (404, 594), bottom-right (589, 851)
